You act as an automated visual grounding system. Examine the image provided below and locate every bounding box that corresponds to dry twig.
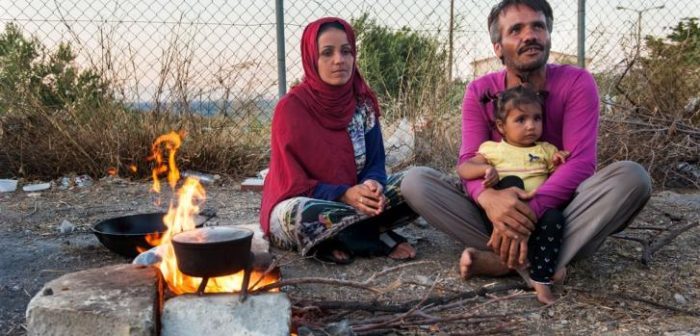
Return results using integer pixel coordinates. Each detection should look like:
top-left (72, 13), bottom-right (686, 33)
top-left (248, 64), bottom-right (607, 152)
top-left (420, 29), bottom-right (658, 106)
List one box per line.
top-left (292, 282), bottom-right (529, 314)
top-left (252, 260), bottom-right (437, 295)
top-left (612, 220), bottom-right (699, 265)
top-left (568, 287), bottom-right (700, 317)
top-left (349, 291), bottom-right (534, 334)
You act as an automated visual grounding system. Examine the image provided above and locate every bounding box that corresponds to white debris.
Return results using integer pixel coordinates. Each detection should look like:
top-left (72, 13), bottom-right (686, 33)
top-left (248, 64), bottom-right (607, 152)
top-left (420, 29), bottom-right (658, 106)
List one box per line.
top-left (57, 176), bottom-right (72, 190)
top-left (182, 171), bottom-right (216, 183)
top-left (132, 245), bottom-right (167, 266)
top-left (0, 179), bottom-right (18, 192)
top-left (257, 168), bottom-right (269, 180)
top-left (58, 220), bottom-right (75, 234)
top-left (384, 118), bottom-right (415, 171)
top-left (23, 182), bottom-right (51, 192)
top-left (74, 175), bottom-right (93, 188)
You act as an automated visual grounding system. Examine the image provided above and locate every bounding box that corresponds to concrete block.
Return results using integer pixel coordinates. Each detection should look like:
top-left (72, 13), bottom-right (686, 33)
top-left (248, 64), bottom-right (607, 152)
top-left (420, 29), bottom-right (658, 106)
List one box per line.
top-left (26, 264), bottom-right (163, 336)
top-left (161, 293), bottom-right (291, 336)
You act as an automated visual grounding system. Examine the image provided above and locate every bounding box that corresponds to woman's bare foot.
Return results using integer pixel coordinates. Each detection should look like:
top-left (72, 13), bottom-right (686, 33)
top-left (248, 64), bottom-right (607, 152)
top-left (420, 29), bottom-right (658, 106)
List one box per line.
top-left (331, 249), bottom-right (351, 263)
top-left (388, 242), bottom-right (416, 260)
top-left (459, 248), bottom-right (511, 280)
top-left (532, 282), bottom-right (557, 305)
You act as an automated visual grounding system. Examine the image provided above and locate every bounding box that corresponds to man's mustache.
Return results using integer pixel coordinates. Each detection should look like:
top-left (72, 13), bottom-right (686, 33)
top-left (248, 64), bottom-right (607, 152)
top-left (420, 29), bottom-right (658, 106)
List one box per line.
top-left (518, 41), bottom-right (544, 54)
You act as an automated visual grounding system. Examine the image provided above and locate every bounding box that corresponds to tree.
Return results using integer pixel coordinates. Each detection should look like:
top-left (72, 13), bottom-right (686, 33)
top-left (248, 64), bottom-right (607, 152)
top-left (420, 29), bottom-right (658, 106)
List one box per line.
top-left (0, 23), bottom-right (109, 115)
top-left (645, 17), bottom-right (700, 66)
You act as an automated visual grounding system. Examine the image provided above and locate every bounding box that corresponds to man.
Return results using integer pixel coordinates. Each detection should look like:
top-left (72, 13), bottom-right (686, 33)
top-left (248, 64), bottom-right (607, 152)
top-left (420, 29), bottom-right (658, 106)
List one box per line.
top-left (401, 0), bottom-right (651, 281)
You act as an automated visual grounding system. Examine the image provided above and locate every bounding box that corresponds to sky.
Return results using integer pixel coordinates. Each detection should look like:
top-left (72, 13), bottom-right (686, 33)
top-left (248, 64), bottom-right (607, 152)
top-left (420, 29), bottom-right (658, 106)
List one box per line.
top-left (1, 0), bottom-right (697, 102)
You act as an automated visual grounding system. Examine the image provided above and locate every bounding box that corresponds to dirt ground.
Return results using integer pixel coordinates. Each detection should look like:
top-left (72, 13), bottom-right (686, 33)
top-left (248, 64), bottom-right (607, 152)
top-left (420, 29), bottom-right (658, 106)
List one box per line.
top-left (0, 177), bottom-right (699, 335)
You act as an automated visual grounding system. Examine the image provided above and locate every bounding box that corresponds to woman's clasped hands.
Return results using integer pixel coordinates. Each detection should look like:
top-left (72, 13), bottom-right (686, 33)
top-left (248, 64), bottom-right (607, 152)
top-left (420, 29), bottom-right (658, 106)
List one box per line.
top-left (340, 179), bottom-right (385, 216)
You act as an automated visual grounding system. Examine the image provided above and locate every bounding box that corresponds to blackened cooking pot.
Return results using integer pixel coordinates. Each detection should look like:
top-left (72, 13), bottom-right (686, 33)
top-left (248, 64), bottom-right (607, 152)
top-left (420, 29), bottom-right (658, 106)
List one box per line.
top-left (92, 211), bottom-right (214, 258)
top-left (171, 227), bottom-right (253, 278)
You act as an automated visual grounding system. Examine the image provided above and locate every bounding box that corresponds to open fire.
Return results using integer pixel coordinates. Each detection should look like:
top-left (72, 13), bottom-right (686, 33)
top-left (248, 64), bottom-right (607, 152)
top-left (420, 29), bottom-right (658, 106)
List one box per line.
top-left (148, 131), bottom-right (277, 295)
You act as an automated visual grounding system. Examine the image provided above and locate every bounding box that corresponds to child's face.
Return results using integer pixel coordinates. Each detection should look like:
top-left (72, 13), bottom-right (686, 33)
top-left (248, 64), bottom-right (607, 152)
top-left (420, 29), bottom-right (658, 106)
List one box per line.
top-left (496, 103), bottom-right (543, 147)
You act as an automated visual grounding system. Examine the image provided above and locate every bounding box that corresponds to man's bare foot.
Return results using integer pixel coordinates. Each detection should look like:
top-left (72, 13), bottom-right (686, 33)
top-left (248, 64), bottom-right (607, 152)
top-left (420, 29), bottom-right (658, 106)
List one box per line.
top-left (552, 267), bottom-right (567, 284)
top-left (388, 242), bottom-right (416, 260)
top-left (532, 282), bottom-right (557, 305)
top-left (459, 248), bottom-right (511, 280)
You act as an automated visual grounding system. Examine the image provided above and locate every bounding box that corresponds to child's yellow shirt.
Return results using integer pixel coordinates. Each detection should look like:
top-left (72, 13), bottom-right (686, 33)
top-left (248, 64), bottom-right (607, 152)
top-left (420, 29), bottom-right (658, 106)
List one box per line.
top-left (478, 140), bottom-right (559, 192)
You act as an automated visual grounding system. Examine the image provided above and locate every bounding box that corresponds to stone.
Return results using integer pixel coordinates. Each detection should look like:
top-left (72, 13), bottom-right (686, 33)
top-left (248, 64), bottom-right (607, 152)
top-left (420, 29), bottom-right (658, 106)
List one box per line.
top-left (161, 293), bottom-right (291, 336)
top-left (415, 275), bottom-right (431, 286)
top-left (412, 217), bottom-right (430, 229)
top-left (298, 320), bottom-right (354, 336)
top-left (26, 264), bottom-right (163, 336)
top-left (58, 219), bottom-right (75, 234)
top-left (674, 293), bottom-right (688, 305)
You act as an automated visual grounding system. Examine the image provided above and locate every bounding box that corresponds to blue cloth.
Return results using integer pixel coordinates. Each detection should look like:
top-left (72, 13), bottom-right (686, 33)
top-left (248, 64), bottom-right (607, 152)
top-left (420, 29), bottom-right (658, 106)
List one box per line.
top-left (312, 121), bottom-right (387, 201)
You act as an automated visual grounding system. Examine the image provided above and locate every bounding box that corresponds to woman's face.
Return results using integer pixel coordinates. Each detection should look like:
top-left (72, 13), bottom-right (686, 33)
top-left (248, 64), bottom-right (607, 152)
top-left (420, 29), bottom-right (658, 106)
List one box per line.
top-left (317, 28), bottom-right (354, 86)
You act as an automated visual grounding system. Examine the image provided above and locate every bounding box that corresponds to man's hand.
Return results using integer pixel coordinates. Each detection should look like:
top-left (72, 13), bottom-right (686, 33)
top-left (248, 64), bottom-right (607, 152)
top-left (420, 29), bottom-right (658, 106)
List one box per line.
top-left (487, 230), bottom-right (529, 268)
top-left (478, 187), bottom-right (536, 268)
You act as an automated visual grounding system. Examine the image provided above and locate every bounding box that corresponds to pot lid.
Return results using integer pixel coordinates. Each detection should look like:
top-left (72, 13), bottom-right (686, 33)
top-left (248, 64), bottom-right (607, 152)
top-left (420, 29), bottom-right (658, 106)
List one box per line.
top-left (173, 226), bottom-right (252, 244)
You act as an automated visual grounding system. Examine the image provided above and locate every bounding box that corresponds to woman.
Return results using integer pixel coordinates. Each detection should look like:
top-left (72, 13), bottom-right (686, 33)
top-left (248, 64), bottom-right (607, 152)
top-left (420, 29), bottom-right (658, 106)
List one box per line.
top-left (260, 17), bottom-right (417, 264)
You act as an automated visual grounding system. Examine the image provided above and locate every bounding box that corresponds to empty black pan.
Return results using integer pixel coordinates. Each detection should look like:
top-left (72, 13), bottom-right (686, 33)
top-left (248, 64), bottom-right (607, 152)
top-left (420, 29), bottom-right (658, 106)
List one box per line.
top-left (92, 210), bottom-right (215, 258)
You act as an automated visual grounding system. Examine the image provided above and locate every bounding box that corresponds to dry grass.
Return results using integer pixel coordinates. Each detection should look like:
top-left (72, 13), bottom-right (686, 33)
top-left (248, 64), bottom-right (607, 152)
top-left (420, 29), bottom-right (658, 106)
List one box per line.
top-left (0, 98), bottom-right (269, 179)
top-left (597, 40), bottom-right (700, 188)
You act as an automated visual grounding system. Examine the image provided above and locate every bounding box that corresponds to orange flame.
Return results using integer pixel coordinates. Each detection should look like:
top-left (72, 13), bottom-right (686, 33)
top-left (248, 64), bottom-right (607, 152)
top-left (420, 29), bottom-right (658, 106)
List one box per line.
top-left (144, 232), bottom-right (163, 247)
top-left (107, 167), bottom-right (118, 176)
top-left (157, 177), bottom-right (207, 294)
top-left (129, 164), bottom-right (138, 174)
top-left (148, 132), bottom-right (277, 295)
top-left (149, 131), bottom-right (182, 193)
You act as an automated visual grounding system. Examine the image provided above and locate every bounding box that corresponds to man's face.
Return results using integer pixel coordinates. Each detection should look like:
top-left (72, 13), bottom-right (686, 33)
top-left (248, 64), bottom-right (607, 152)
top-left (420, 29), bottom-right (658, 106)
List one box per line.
top-left (493, 4), bottom-right (551, 73)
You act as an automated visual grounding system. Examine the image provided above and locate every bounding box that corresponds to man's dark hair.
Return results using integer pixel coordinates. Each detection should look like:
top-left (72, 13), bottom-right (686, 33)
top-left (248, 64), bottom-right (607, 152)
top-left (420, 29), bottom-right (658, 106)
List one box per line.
top-left (487, 0), bottom-right (554, 43)
top-left (494, 85), bottom-right (543, 121)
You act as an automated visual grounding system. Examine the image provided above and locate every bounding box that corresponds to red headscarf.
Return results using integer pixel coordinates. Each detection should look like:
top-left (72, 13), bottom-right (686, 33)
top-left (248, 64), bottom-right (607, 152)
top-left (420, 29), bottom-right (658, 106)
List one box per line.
top-left (260, 17), bottom-right (380, 235)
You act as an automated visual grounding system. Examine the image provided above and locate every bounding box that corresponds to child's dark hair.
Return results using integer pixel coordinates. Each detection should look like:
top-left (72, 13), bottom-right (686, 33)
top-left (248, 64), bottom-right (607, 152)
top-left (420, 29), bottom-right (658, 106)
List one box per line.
top-left (494, 85), bottom-right (544, 121)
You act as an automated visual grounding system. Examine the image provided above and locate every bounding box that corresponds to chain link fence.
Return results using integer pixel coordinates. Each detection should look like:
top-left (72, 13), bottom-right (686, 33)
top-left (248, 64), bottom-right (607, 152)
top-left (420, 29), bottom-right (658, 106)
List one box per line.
top-left (0, 0), bottom-right (698, 179)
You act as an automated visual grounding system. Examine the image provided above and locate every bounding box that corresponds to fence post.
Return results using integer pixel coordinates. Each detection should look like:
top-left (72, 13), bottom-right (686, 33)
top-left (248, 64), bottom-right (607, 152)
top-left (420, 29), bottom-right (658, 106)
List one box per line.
top-left (577, 0), bottom-right (586, 68)
top-left (275, 0), bottom-right (287, 98)
top-left (448, 0), bottom-right (454, 82)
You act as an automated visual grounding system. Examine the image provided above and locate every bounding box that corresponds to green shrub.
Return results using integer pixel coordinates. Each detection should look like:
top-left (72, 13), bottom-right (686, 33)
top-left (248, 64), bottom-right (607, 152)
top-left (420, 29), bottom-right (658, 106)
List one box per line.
top-left (352, 13), bottom-right (449, 119)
